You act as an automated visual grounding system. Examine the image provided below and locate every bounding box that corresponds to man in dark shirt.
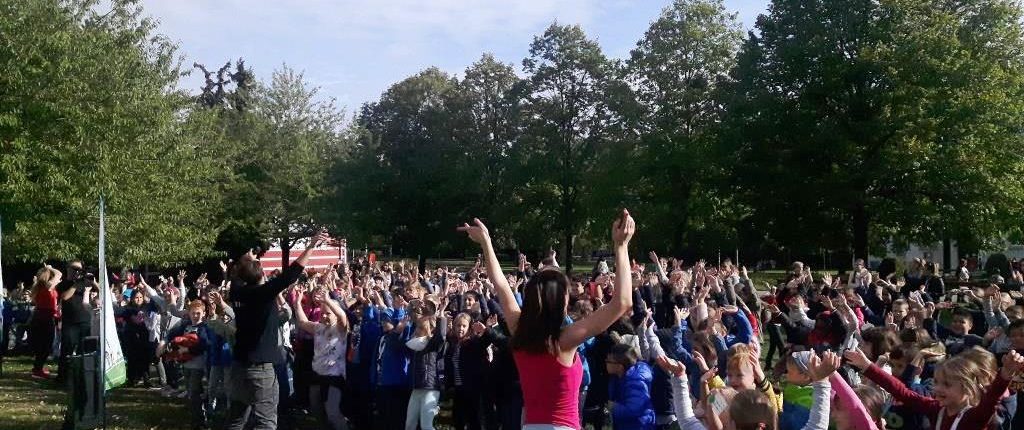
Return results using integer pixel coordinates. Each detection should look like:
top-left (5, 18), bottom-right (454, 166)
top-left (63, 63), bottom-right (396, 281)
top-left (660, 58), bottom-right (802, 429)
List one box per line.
top-left (223, 232), bottom-right (328, 430)
top-left (55, 261), bottom-right (96, 384)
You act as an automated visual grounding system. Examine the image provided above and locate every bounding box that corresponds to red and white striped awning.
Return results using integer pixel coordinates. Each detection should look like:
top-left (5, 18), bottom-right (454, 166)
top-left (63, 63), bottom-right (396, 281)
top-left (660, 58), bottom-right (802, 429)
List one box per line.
top-left (260, 243), bottom-right (347, 274)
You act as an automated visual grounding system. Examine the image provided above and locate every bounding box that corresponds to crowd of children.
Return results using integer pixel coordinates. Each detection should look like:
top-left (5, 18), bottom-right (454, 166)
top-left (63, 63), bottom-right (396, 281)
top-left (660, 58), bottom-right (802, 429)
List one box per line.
top-left (3, 215), bottom-right (1024, 430)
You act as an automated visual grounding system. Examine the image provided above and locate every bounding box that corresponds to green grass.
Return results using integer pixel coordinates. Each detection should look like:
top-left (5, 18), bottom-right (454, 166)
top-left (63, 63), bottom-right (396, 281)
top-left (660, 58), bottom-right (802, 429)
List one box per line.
top-left (0, 355), bottom-right (191, 429)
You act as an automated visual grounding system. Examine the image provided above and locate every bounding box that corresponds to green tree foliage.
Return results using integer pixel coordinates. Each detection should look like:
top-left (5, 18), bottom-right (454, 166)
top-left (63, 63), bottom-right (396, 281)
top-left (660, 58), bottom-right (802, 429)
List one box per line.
top-left (0, 0), bottom-right (231, 265)
top-left (517, 24), bottom-right (626, 272)
top-left (229, 66), bottom-right (347, 267)
top-left (624, 0), bottom-right (744, 255)
top-left (723, 0), bottom-right (1024, 261)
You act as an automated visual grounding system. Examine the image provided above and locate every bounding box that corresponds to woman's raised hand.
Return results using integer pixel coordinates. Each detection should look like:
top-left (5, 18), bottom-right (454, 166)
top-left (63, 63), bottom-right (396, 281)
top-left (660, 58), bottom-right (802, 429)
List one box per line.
top-left (457, 218), bottom-right (492, 245)
top-left (611, 209), bottom-right (635, 247)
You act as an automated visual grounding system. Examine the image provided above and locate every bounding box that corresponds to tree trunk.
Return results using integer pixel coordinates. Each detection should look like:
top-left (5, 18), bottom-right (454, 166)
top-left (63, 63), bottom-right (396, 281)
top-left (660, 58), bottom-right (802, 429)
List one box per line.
top-left (280, 237), bottom-right (291, 271)
top-left (852, 204), bottom-right (869, 265)
top-left (942, 237), bottom-right (952, 272)
top-left (564, 228), bottom-right (575, 276)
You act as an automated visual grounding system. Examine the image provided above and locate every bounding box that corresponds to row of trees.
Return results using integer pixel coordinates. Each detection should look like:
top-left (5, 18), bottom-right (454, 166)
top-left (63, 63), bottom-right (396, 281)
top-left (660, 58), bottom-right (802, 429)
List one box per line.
top-left (333, 0), bottom-right (1024, 271)
top-left (2, 0), bottom-right (1023, 273)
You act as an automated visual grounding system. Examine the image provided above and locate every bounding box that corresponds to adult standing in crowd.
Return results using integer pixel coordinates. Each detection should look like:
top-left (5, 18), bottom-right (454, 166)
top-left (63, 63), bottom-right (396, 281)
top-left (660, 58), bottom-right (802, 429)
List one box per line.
top-left (55, 261), bottom-right (95, 384)
top-left (458, 209), bottom-right (636, 430)
top-left (29, 265), bottom-right (60, 379)
top-left (223, 231), bottom-right (330, 430)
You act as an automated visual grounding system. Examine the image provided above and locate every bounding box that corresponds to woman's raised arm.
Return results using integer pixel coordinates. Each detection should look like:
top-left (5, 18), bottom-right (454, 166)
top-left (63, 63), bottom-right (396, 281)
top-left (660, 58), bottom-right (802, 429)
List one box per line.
top-left (559, 209), bottom-right (635, 351)
top-left (458, 218), bottom-right (520, 334)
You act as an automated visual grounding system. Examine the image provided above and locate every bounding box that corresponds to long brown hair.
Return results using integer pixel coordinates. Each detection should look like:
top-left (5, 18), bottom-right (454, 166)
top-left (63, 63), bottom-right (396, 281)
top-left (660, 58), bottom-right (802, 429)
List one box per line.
top-left (511, 270), bottom-right (569, 354)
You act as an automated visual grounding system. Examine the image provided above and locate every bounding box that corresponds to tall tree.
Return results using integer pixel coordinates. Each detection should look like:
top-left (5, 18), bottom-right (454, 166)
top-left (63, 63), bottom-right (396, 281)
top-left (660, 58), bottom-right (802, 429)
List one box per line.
top-left (0, 0), bottom-right (231, 265)
top-left (231, 66), bottom-right (346, 268)
top-left (625, 0), bottom-right (744, 254)
top-left (724, 0), bottom-right (1024, 262)
top-left (519, 23), bottom-right (623, 273)
top-left (333, 68), bottom-right (462, 257)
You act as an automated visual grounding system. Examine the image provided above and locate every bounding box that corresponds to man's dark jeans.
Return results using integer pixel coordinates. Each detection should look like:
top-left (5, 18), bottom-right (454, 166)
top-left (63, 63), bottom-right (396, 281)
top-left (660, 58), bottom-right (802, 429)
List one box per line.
top-left (57, 322), bottom-right (91, 384)
top-left (223, 363), bottom-right (278, 430)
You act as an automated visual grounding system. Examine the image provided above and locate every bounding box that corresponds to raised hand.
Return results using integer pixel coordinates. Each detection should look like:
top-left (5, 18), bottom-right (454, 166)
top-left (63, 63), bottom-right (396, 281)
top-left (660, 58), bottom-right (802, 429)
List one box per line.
top-left (843, 348), bottom-right (872, 371)
top-left (611, 209), bottom-right (635, 247)
top-left (457, 218), bottom-right (492, 245)
top-left (1001, 350), bottom-right (1024, 380)
top-left (673, 306), bottom-right (689, 323)
top-left (692, 351), bottom-right (710, 374)
top-left (649, 251), bottom-right (660, 264)
top-left (310, 230), bottom-right (330, 248)
top-left (808, 351), bottom-right (841, 381)
top-left (984, 327), bottom-right (1004, 343)
top-left (656, 356), bottom-right (686, 377)
top-left (471, 321), bottom-right (486, 336)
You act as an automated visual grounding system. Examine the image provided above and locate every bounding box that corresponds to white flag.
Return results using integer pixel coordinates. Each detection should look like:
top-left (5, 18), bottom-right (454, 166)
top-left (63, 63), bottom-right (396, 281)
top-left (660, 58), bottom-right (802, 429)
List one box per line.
top-left (98, 197), bottom-right (126, 390)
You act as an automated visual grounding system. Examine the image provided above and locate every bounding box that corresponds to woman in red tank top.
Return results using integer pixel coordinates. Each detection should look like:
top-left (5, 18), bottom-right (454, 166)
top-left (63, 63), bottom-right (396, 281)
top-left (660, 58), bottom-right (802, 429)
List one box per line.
top-left (29, 265), bottom-right (62, 378)
top-left (459, 209), bottom-right (636, 430)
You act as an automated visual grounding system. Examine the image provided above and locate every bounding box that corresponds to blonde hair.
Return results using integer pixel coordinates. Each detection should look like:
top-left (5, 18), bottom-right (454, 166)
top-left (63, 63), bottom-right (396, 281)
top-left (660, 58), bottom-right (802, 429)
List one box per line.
top-left (933, 349), bottom-right (996, 407)
top-left (729, 389), bottom-right (777, 430)
top-left (33, 266), bottom-right (59, 294)
top-left (452, 313), bottom-right (473, 339)
top-left (728, 343), bottom-right (753, 373)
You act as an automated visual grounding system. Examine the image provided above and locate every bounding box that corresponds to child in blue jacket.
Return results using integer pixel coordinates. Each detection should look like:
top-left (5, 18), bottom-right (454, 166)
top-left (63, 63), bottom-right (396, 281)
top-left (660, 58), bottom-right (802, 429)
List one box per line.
top-left (606, 342), bottom-right (656, 430)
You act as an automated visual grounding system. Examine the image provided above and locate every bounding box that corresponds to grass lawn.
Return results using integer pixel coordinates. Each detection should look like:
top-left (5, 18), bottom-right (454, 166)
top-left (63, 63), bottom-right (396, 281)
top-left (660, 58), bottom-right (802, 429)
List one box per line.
top-left (0, 355), bottom-right (190, 429)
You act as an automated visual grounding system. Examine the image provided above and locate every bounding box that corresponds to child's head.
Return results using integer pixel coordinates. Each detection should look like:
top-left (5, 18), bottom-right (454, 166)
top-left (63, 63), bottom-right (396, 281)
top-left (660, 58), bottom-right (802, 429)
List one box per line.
top-left (1008, 319), bottom-right (1024, 350)
top-left (322, 304), bottom-right (340, 326)
top-left (727, 343), bottom-right (755, 390)
top-left (453, 313), bottom-right (472, 339)
top-left (784, 351), bottom-right (813, 385)
top-left (570, 299), bottom-right (593, 321)
top-left (1006, 305), bottom-right (1024, 322)
top-left (932, 348), bottom-right (995, 410)
top-left (690, 331), bottom-right (719, 366)
top-left (187, 300), bottom-right (205, 324)
top-left (605, 342), bottom-right (639, 377)
top-left (899, 327), bottom-right (932, 346)
top-left (464, 291), bottom-right (481, 311)
top-left (833, 385), bottom-right (886, 430)
top-left (414, 314), bottom-right (436, 337)
top-left (888, 345), bottom-right (919, 377)
top-left (728, 389), bottom-right (777, 430)
top-left (131, 289), bottom-right (146, 306)
top-left (860, 326), bottom-right (899, 361)
top-left (891, 299), bottom-right (909, 321)
top-left (949, 309), bottom-right (973, 336)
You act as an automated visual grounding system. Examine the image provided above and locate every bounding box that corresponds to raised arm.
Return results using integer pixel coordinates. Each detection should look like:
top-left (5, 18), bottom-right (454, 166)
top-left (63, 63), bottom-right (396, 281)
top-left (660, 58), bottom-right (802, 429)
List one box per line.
top-left (558, 209), bottom-right (635, 352)
top-left (458, 218), bottom-right (519, 333)
top-left (292, 287), bottom-right (319, 335)
top-left (294, 231), bottom-right (331, 268)
top-left (318, 291), bottom-right (350, 334)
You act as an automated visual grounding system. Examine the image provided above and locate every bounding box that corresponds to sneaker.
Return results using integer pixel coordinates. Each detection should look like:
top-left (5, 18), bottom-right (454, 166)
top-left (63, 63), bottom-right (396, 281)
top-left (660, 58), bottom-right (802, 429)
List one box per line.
top-left (176, 390), bottom-right (189, 399)
top-left (31, 369), bottom-right (51, 379)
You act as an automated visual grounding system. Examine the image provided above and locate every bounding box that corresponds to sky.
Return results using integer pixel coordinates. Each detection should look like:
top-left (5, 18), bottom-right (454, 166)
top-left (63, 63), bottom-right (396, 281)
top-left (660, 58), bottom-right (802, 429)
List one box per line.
top-left (141, 0), bottom-right (771, 112)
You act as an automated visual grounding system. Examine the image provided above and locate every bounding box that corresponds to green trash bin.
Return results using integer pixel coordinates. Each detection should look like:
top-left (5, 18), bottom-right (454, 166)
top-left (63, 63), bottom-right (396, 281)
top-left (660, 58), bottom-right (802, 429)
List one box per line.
top-left (64, 350), bottom-right (103, 429)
